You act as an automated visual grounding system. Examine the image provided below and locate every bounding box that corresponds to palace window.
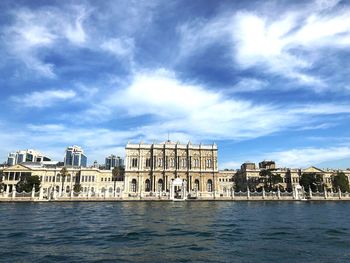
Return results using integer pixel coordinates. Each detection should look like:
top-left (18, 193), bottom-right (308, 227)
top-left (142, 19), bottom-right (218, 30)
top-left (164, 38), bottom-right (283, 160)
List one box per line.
top-left (158, 179), bottom-right (164, 192)
top-left (194, 179), bottom-right (200, 191)
top-left (207, 179), bottom-right (213, 192)
top-left (170, 158), bottom-right (175, 167)
top-left (194, 159), bottom-right (199, 168)
top-left (132, 158), bottom-right (138, 168)
top-left (145, 179), bottom-right (151, 192)
top-left (146, 158), bottom-right (151, 168)
top-left (131, 179), bottom-right (137, 192)
top-left (181, 158), bottom-right (186, 168)
top-left (206, 159), bottom-right (212, 168)
top-left (158, 158), bottom-right (163, 167)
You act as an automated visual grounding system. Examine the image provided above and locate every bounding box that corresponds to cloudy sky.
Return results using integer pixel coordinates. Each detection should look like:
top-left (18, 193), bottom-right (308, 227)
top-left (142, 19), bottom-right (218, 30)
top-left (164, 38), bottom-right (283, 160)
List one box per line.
top-left (0, 0), bottom-right (350, 169)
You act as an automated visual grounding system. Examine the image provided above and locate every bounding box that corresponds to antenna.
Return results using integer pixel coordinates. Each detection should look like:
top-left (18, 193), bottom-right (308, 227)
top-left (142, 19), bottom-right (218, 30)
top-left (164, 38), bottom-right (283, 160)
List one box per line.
top-left (167, 131), bottom-right (170, 142)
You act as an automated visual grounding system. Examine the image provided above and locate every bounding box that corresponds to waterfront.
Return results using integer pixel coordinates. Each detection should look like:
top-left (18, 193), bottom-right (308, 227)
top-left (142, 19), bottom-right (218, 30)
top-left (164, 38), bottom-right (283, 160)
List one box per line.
top-left (1, 202), bottom-right (350, 262)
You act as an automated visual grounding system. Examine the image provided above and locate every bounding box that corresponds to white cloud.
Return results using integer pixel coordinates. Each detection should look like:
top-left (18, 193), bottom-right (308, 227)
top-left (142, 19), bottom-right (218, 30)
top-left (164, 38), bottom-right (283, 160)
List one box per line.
top-left (12, 89), bottom-right (76, 108)
top-left (230, 78), bottom-right (268, 93)
top-left (79, 69), bottom-right (350, 142)
top-left (101, 37), bottom-right (134, 59)
top-left (177, 0), bottom-right (350, 90)
top-left (3, 6), bottom-right (90, 77)
top-left (267, 146), bottom-right (350, 168)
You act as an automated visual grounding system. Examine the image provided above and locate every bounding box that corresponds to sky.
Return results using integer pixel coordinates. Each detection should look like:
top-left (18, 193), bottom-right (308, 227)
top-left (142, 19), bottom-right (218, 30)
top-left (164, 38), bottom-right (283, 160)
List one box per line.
top-left (0, 0), bottom-right (350, 169)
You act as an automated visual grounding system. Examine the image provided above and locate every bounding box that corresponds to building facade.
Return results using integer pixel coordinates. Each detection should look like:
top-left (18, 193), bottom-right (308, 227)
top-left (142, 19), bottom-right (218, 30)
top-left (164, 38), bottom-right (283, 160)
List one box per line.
top-left (0, 163), bottom-right (122, 198)
top-left (105, 155), bottom-right (124, 170)
top-left (124, 141), bottom-right (218, 197)
top-left (7, 149), bottom-right (51, 166)
top-left (64, 146), bottom-right (87, 167)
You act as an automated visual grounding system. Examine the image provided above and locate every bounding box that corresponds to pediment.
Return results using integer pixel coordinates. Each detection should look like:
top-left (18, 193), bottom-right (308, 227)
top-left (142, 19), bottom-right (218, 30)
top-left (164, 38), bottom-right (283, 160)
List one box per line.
top-left (3, 164), bottom-right (32, 172)
top-left (303, 166), bottom-right (324, 173)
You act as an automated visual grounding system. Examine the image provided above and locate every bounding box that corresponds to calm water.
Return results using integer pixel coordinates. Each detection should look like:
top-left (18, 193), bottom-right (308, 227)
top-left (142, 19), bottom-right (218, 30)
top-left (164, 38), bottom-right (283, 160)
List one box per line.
top-left (1, 201), bottom-right (350, 262)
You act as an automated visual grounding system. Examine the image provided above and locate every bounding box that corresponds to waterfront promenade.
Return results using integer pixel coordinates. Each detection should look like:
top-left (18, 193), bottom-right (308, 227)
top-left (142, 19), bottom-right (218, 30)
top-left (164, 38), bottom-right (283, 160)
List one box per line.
top-left (1, 187), bottom-right (349, 202)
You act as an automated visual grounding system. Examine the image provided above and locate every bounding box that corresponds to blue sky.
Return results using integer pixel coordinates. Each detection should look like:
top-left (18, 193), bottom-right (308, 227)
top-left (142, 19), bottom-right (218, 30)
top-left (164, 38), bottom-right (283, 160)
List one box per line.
top-left (0, 0), bottom-right (350, 169)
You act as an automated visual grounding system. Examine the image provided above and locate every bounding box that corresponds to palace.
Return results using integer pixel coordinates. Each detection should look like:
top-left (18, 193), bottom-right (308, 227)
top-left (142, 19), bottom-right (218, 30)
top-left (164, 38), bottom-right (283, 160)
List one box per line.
top-left (124, 140), bottom-right (220, 199)
top-left (1, 141), bottom-right (350, 201)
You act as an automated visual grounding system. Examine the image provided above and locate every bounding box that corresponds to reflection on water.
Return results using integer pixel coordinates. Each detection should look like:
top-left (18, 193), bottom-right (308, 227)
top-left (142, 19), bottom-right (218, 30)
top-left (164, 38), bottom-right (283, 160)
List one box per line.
top-left (1, 201), bottom-right (350, 262)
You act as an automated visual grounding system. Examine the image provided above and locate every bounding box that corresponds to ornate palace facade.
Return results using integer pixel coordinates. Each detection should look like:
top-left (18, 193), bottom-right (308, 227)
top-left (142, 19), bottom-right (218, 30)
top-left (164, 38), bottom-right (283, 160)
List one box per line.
top-left (124, 141), bottom-right (219, 198)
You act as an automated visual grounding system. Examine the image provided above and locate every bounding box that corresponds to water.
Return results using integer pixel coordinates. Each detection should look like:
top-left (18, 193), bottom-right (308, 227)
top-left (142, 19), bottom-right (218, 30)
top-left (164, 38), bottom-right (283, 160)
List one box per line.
top-left (0, 201), bottom-right (350, 262)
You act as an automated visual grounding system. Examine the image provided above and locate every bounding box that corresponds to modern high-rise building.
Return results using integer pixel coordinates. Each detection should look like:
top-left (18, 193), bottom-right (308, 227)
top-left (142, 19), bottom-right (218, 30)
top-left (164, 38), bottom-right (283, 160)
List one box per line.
top-left (7, 149), bottom-right (51, 166)
top-left (105, 155), bottom-right (124, 170)
top-left (64, 146), bottom-right (87, 167)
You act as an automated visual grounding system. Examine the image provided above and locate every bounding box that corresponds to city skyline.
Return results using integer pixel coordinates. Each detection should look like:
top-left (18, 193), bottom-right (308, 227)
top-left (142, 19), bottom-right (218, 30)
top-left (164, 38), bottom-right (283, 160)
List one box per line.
top-left (1, 0), bottom-right (350, 169)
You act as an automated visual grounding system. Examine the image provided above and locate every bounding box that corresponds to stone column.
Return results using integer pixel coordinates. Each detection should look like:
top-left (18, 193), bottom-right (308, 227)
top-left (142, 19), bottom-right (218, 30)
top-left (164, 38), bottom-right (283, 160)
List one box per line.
top-left (12, 187), bottom-right (16, 199)
top-left (53, 188), bottom-right (57, 200)
top-left (338, 187), bottom-right (342, 199)
top-left (170, 180), bottom-right (174, 200)
top-left (309, 187), bottom-right (312, 199)
top-left (247, 187), bottom-right (250, 200)
top-left (6, 185), bottom-right (9, 197)
top-left (39, 187), bottom-right (43, 200)
top-left (324, 186), bottom-right (327, 199)
top-left (262, 187), bottom-right (266, 199)
top-left (277, 187), bottom-right (281, 199)
top-left (31, 185), bottom-right (35, 199)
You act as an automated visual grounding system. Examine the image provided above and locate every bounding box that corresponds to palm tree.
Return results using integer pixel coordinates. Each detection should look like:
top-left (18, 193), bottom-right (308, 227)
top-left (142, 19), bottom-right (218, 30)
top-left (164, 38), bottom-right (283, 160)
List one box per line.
top-left (112, 166), bottom-right (125, 181)
top-left (60, 167), bottom-right (68, 193)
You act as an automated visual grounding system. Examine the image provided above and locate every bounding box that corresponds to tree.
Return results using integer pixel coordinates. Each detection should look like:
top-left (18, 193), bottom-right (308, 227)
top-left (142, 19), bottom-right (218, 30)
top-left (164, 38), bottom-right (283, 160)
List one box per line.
top-left (112, 166), bottom-right (125, 181)
top-left (73, 184), bottom-right (82, 192)
top-left (300, 173), bottom-right (323, 192)
top-left (259, 169), bottom-right (283, 191)
top-left (60, 167), bottom-right (68, 192)
top-left (332, 172), bottom-right (350, 192)
top-left (16, 175), bottom-right (40, 192)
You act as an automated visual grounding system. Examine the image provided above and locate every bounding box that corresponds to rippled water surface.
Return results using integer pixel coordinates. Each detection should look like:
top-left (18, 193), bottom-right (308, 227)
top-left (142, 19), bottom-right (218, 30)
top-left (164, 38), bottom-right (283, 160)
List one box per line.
top-left (1, 201), bottom-right (350, 262)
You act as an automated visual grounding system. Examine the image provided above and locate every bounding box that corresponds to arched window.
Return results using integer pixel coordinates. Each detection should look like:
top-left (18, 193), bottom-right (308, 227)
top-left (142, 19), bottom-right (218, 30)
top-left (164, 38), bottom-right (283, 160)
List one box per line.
top-left (66, 185), bottom-right (70, 193)
top-left (170, 158), bottom-right (175, 167)
top-left (158, 179), bottom-right (163, 192)
top-left (101, 187), bottom-right (106, 193)
top-left (145, 179), bottom-right (151, 192)
top-left (158, 158), bottom-right (163, 167)
top-left (194, 159), bottom-right (199, 168)
top-left (91, 187), bottom-right (94, 193)
top-left (109, 187), bottom-right (113, 193)
top-left (207, 179), bottom-right (213, 192)
top-left (116, 187), bottom-right (121, 193)
top-left (194, 179), bottom-right (200, 191)
top-left (67, 175), bottom-right (71, 182)
top-left (181, 158), bottom-right (186, 168)
top-left (131, 179), bottom-right (137, 192)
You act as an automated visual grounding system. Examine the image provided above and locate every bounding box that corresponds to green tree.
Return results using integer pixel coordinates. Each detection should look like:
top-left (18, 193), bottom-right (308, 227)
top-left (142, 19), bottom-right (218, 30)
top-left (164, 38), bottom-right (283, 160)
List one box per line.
top-left (112, 166), bottom-right (125, 181)
top-left (73, 183), bottom-right (82, 192)
top-left (60, 167), bottom-right (68, 192)
top-left (300, 173), bottom-right (323, 192)
top-left (332, 172), bottom-right (350, 192)
top-left (16, 175), bottom-right (40, 192)
top-left (260, 169), bottom-right (283, 191)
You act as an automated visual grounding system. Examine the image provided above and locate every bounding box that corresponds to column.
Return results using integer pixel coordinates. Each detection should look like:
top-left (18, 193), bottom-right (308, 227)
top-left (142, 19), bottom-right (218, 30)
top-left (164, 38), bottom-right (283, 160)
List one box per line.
top-left (31, 185), bottom-right (35, 199)
top-left (262, 187), bottom-right (266, 199)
